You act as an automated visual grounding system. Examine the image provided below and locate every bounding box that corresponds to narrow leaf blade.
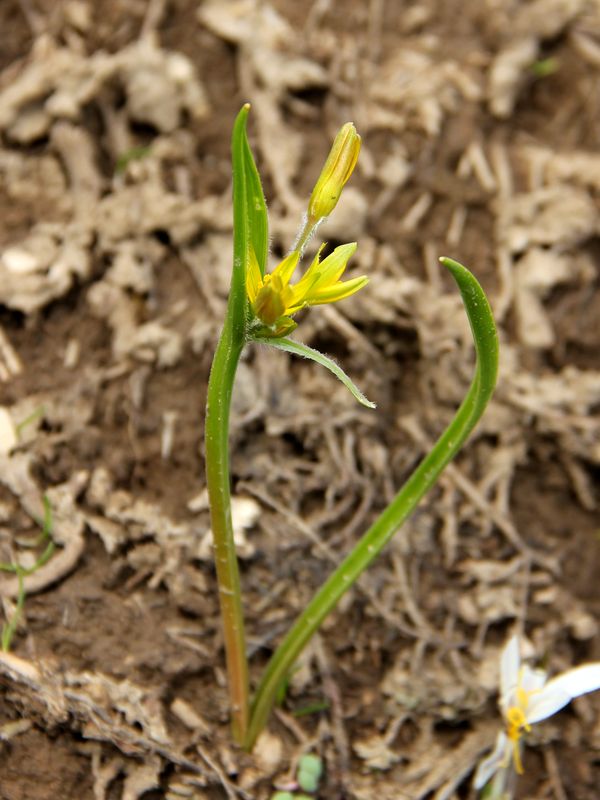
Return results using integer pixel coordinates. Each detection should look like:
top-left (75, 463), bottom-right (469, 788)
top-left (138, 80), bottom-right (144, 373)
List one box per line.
top-left (243, 134), bottom-right (268, 275)
top-left (232, 105), bottom-right (268, 279)
top-left (254, 336), bottom-right (376, 409)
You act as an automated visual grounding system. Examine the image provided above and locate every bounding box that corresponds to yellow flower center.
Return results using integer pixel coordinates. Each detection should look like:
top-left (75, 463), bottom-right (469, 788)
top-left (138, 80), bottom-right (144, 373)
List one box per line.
top-left (253, 274), bottom-right (294, 325)
top-left (505, 686), bottom-right (532, 774)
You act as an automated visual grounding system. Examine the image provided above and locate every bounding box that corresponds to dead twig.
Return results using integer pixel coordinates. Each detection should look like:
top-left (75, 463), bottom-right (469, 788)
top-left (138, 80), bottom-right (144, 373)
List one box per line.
top-left (0, 326), bottom-right (23, 381)
top-left (0, 651), bottom-right (248, 796)
top-left (543, 745), bottom-right (568, 800)
top-left (314, 635), bottom-right (350, 778)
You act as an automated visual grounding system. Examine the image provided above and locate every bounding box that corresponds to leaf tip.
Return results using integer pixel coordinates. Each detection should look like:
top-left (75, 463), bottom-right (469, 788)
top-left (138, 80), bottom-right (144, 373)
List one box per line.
top-left (439, 255), bottom-right (459, 267)
top-left (439, 256), bottom-right (468, 279)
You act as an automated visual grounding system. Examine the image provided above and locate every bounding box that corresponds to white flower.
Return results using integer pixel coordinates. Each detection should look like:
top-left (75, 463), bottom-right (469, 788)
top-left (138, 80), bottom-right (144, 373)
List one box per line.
top-left (474, 634), bottom-right (600, 795)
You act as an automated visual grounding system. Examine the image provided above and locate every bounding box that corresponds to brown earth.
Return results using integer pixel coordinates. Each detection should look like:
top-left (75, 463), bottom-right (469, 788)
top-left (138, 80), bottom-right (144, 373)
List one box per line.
top-left (0, 1), bottom-right (599, 799)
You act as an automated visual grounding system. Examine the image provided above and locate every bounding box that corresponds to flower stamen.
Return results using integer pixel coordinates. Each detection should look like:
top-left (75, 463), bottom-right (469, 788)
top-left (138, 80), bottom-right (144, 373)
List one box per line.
top-left (506, 706), bottom-right (531, 775)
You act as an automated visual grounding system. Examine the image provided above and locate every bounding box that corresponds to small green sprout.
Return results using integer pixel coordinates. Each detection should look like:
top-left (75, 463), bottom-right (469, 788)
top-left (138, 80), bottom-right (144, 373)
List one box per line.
top-left (205, 105), bottom-right (499, 748)
top-left (271, 794), bottom-right (312, 800)
top-left (270, 754), bottom-right (323, 800)
top-left (0, 496), bottom-right (55, 651)
top-left (15, 405), bottom-right (45, 439)
top-left (115, 145), bottom-right (152, 174)
top-left (291, 700), bottom-right (330, 718)
top-left (530, 57), bottom-right (559, 78)
top-left (297, 754), bottom-right (323, 794)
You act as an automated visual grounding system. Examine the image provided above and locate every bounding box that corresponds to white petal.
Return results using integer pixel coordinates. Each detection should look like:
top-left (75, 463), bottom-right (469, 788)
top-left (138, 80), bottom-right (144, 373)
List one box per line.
top-left (527, 663), bottom-right (600, 724)
top-left (500, 635), bottom-right (520, 710)
top-left (521, 664), bottom-right (547, 694)
top-left (473, 731), bottom-right (509, 789)
top-left (489, 763), bottom-right (511, 800)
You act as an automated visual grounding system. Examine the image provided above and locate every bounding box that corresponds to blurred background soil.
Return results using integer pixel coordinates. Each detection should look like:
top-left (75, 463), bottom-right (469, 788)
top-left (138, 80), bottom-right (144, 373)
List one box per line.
top-left (0, 1), bottom-right (599, 799)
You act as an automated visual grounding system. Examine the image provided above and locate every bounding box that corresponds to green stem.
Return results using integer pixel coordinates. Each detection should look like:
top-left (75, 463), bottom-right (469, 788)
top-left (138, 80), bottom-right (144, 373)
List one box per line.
top-left (1, 495), bottom-right (55, 652)
top-left (205, 324), bottom-right (248, 743)
top-left (294, 214), bottom-right (319, 257)
top-left (244, 258), bottom-right (499, 748)
top-left (204, 106), bottom-right (257, 744)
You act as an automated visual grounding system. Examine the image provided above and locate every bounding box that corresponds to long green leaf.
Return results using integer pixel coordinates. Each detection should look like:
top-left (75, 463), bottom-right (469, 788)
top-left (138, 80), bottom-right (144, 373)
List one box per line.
top-left (232, 104), bottom-right (268, 284)
top-left (242, 132), bottom-right (268, 275)
top-left (245, 258), bottom-right (499, 748)
top-left (253, 336), bottom-right (376, 409)
top-left (205, 105), bottom-right (265, 742)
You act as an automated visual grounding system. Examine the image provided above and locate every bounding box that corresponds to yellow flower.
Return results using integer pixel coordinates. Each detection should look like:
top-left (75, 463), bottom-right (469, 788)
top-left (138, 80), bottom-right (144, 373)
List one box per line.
top-left (247, 243), bottom-right (367, 335)
top-left (307, 123), bottom-right (361, 223)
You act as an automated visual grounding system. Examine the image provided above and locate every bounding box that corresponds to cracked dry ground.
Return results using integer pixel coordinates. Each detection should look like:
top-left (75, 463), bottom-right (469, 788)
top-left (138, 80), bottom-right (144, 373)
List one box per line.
top-left (0, 1), bottom-right (599, 799)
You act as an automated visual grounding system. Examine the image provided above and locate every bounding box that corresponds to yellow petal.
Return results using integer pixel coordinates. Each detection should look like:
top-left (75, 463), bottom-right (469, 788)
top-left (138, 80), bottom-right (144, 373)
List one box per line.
top-left (246, 248), bottom-right (263, 305)
top-left (271, 251), bottom-right (300, 285)
top-left (291, 243), bottom-right (357, 305)
top-left (307, 275), bottom-right (368, 305)
top-left (294, 242), bottom-right (356, 294)
top-left (310, 243), bottom-right (357, 289)
top-left (288, 244), bottom-right (326, 300)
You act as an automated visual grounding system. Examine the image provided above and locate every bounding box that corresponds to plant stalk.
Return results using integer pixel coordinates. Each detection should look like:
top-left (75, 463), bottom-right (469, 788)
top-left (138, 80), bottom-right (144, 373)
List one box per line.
top-left (204, 106), bottom-right (260, 744)
top-left (205, 319), bottom-right (249, 743)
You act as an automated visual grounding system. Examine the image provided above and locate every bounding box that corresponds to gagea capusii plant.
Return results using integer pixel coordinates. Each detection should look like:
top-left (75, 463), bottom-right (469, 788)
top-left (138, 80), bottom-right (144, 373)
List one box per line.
top-left (204, 105), bottom-right (499, 749)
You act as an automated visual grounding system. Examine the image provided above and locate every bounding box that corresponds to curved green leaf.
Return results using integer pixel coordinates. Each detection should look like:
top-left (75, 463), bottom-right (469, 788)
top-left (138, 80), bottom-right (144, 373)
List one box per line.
top-left (205, 106), bottom-right (265, 742)
top-left (253, 336), bottom-right (376, 409)
top-left (245, 258), bottom-right (499, 748)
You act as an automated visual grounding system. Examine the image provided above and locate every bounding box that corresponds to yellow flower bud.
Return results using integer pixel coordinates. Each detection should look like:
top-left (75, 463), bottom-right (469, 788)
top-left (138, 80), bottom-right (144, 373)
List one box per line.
top-left (307, 123), bottom-right (361, 222)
